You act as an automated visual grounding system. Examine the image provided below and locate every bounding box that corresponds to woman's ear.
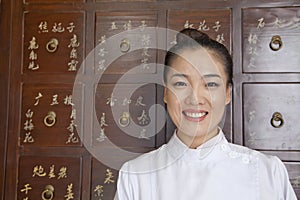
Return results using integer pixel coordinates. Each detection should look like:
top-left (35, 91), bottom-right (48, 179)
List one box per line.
top-left (225, 84), bottom-right (231, 105)
top-left (164, 87), bottom-right (168, 104)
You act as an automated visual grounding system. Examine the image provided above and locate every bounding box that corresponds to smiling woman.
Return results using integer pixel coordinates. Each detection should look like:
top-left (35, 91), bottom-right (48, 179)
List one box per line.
top-left (114, 28), bottom-right (297, 200)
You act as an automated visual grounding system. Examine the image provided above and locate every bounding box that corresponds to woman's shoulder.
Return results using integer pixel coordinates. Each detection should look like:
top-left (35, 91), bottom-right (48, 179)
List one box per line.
top-left (119, 144), bottom-right (170, 174)
top-left (226, 142), bottom-right (284, 169)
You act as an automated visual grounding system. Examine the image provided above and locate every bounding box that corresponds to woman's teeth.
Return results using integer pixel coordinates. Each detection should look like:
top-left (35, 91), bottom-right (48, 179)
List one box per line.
top-left (184, 112), bottom-right (207, 118)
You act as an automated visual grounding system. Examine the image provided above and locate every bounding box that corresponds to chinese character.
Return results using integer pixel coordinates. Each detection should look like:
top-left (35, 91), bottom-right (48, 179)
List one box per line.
top-left (64, 183), bottom-right (74, 200)
top-left (122, 98), bottom-right (132, 106)
top-left (97, 59), bottom-right (106, 71)
top-left (198, 20), bottom-right (210, 31)
top-left (139, 20), bottom-right (147, 31)
top-left (212, 21), bottom-right (221, 32)
top-left (135, 96), bottom-right (146, 106)
top-left (48, 165), bottom-right (56, 179)
top-left (248, 33), bottom-right (258, 45)
top-left (68, 59), bottom-right (79, 71)
top-left (23, 132), bottom-right (34, 143)
top-left (98, 35), bottom-right (106, 45)
top-left (20, 184), bottom-right (32, 195)
top-left (24, 119), bottom-right (34, 131)
top-left (50, 94), bottom-right (59, 105)
top-left (141, 34), bottom-right (150, 46)
top-left (34, 92), bottom-right (43, 106)
top-left (70, 48), bottom-right (78, 59)
top-left (137, 110), bottom-right (149, 125)
top-left (106, 93), bottom-right (117, 107)
top-left (67, 120), bottom-right (77, 133)
top-left (184, 20), bottom-right (194, 29)
top-left (94, 185), bottom-right (104, 198)
top-left (257, 18), bottom-right (265, 30)
top-left (70, 108), bottom-right (76, 120)
top-left (58, 167), bottom-right (67, 179)
top-left (32, 165), bottom-right (47, 177)
top-left (25, 109), bottom-right (34, 118)
top-left (123, 20), bottom-right (132, 31)
top-left (66, 22), bottom-right (75, 33)
top-left (28, 61), bottom-right (39, 71)
top-left (104, 169), bottom-right (115, 184)
top-left (111, 22), bottom-right (118, 30)
top-left (100, 113), bottom-right (108, 127)
top-left (52, 22), bottom-right (65, 33)
top-left (38, 21), bottom-right (48, 33)
top-left (64, 95), bottom-right (74, 106)
top-left (28, 37), bottom-right (39, 50)
top-left (68, 34), bottom-right (80, 48)
top-left (216, 33), bottom-right (225, 44)
top-left (29, 50), bottom-right (37, 60)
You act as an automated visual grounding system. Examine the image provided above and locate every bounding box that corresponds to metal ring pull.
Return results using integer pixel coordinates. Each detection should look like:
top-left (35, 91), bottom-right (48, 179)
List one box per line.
top-left (41, 185), bottom-right (54, 200)
top-left (119, 112), bottom-right (130, 127)
top-left (270, 112), bottom-right (284, 128)
top-left (120, 38), bottom-right (130, 53)
top-left (269, 35), bottom-right (282, 51)
top-left (46, 38), bottom-right (59, 53)
top-left (44, 111), bottom-right (56, 127)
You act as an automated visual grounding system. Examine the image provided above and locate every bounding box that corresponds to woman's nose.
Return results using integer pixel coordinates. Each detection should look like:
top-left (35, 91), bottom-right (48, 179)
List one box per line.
top-left (185, 86), bottom-right (207, 105)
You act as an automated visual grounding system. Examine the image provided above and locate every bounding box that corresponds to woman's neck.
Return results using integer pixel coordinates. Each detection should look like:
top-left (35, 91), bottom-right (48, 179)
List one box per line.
top-left (176, 129), bottom-right (219, 149)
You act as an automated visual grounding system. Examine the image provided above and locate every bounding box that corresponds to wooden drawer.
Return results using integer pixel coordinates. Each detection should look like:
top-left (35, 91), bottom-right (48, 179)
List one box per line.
top-left (21, 83), bottom-right (82, 146)
top-left (242, 7), bottom-right (300, 73)
top-left (93, 83), bottom-right (164, 148)
top-left (243, 83), bottom-right (300, 150)
top-left (167, 9), bottom-right (231, 51)
top-left (23, 11), bottom-right (84, 74)
top-left (18, 156), bottom-right (82, 200)
top-left (90, 158), bottom-right (118, 200)
top-left (95, 11), bottom-right (159, 74)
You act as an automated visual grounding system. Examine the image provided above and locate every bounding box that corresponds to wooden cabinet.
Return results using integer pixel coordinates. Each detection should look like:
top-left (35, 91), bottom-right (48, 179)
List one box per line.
top-left (1, 0), bottom-right (300, 199)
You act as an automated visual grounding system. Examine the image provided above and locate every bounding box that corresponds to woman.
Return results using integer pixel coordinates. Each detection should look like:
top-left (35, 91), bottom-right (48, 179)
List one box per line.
top-left (115, 28), bottom-right (297, 200)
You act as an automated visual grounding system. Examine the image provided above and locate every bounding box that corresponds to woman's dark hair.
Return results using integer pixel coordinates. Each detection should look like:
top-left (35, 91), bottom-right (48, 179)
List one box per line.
top-left (164, 28), bottom-right (233, 86)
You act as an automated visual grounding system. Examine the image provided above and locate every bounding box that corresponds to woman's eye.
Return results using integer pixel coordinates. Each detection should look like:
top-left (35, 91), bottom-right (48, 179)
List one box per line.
top-left (206, 82), bottom-right (219, 88)
top-left (173, 82), bottom-right (187, 87)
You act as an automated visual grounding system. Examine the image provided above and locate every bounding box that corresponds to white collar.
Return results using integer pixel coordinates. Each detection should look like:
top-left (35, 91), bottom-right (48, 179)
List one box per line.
top-left (166, 128), bottom-right (228, 161)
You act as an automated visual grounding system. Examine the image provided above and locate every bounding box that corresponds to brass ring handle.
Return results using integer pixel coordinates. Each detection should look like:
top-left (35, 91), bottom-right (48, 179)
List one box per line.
top-left (44, 111), bottom-right (56, 127)
top-left (270, 112), bottom-right (284, 128)
top-left (46, 38), bottom-right (59, 53)
top-left (119, 112), bottom-right (130, 127)
top-left (269, 35), bottom-right (282, 51)
top-left (120, 38), bottom-right (130, 53)
top-left (41, 185), bottom-right (54, 200)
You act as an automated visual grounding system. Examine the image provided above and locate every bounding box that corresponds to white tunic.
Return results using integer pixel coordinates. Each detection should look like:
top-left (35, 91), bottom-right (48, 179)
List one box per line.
top-left (115, 130), bottom-right (297, 200)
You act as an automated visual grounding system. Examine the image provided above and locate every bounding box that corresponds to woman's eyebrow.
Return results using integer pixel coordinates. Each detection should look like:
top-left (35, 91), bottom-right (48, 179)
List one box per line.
top-left (203, 74), bottom-right (222, 79)
top-left (170, 73), bottom-right (188, 79)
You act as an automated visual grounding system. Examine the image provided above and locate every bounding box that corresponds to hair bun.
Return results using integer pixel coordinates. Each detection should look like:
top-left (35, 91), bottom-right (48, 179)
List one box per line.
top-left (176, 28), bottom-right (210, 44)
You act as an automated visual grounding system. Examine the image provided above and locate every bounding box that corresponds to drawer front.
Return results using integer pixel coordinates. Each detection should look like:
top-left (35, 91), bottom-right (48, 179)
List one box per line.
top-left (242, 7), bottom-right (300, 73)
top-left (91, 158), bottom-right (118, 200)
top-left (167, 9), bottom-right (231, 51)
top-left (23, 11), bottom-right (84, 74)
top-left (18, 156), bottom-right (82, 200)
top-left (21, 84), bottom-right (82, 146)
top-left (243, 84), bottom-right (300, 150)
top-left (95, 11), bottom-right (159, 74)
top-left (93, 83), bottom-right (161, 148)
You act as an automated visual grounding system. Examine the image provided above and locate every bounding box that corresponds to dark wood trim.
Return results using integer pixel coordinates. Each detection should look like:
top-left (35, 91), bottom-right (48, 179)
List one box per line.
top-left (0, 0), bottom-right (12, 199)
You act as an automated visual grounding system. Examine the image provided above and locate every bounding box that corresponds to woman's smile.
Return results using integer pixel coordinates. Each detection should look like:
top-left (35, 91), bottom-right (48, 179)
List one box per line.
top-left (182, 109), bottom-right (208, 122)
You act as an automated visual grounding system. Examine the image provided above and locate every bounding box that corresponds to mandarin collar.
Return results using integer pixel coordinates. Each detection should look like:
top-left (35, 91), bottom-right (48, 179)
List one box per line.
top-left (166, 128), bottom-right (228, 161)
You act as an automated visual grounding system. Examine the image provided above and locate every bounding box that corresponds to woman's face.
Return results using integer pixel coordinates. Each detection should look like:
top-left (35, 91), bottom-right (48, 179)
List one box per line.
top-left (164, 48), bottom-right (231, 147)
